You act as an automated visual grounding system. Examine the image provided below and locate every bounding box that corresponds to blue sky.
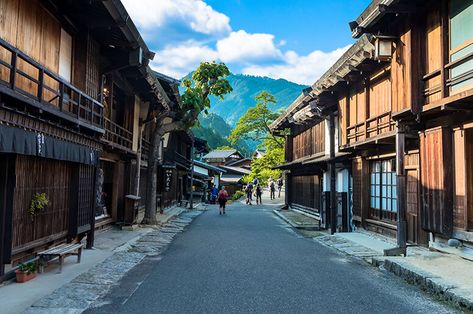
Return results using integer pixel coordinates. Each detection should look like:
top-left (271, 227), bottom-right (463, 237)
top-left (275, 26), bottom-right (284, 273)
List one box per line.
top-left (123, 0), bottom-right (371, 85)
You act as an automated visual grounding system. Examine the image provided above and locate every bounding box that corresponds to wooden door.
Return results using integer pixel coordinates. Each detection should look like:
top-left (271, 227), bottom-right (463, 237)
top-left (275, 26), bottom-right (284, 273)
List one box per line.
top-left (406, 169), bottom-right (420, 244)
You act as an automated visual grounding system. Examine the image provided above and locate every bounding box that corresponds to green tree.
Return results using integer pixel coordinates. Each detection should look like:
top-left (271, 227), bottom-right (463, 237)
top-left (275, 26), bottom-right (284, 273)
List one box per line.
top-left (142, 61), bottom-right (232, 224)
top-left (229, 91), bottom-right (283, 148)
top-left (242, 137), bottom-right (284, 186)
top-left (230, 91), bottom-right (285, 185)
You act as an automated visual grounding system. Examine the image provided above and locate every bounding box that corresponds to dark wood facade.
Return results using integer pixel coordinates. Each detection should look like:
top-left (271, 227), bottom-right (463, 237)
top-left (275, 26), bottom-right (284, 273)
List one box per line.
top-left (274, 0), bottom-right (473, 252)
top-left (0, 0), bottom-right (176, 281)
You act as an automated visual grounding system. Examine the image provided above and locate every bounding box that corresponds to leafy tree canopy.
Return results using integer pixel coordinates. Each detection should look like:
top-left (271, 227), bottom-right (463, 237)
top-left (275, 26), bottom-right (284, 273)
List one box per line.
top-left (181, 62), bottom-right (232, 119)
top-left (229, 91), bottom-right (283, 147)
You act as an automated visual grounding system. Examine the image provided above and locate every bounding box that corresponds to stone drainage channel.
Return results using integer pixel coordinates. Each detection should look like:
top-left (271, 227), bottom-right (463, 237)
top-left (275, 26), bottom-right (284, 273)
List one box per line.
top-left (25, 210), bottom-right (204, 314)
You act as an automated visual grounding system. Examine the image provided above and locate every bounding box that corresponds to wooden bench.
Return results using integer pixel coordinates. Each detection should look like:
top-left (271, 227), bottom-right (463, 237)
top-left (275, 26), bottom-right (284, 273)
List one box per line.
top-left (38, 243), bottom-right (84, 273)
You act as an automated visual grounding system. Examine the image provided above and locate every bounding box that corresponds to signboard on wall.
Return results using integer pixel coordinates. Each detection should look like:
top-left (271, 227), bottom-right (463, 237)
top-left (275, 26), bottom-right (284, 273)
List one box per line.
top-left (164, 169), bottom-right (173, 192)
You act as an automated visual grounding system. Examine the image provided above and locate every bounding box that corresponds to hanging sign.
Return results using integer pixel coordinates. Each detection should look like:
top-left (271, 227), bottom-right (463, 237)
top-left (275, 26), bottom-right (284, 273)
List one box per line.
top-left (164, 169), bottom-right (173, 192)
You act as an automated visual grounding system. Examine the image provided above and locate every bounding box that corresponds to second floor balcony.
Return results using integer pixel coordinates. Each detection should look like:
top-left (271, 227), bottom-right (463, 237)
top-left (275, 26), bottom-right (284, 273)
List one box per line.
top-left (0, 37), bottom-right (104, 134)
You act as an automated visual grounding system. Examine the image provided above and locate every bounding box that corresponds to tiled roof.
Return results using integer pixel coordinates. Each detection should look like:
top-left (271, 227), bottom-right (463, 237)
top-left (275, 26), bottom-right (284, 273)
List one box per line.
top-left (203, 150), bottom-right (238, 159)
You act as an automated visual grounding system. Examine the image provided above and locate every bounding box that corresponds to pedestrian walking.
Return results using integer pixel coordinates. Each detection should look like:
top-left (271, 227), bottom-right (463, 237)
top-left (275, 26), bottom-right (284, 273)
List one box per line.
top-left (255, 184), bottom-right (263, 204)
top-left (269, 178), bottom-right (276, 200)
top-left (245, 182), bottom-right (253, 205)
top-left (217, 186), bottom-right (228, 215)
top-left (210, 184), bottom-right (218, 204)
top-left (277, 177), bottom-right (283, 198)
top-left (253, 177), bottom-right (259, 186)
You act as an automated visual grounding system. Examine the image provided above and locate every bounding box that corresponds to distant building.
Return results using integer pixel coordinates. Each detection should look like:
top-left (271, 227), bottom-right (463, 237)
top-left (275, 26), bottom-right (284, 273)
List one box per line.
top-left (202, 149), bottom-right (252, 194)
top-left (203, 149), bottom-right (244, 167)
top-left (253, 149), bottom-right (267, 159)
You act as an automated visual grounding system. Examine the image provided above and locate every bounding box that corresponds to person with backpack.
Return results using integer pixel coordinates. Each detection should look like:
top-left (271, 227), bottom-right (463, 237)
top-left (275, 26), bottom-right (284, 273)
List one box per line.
top-left (255, 184), bottom-right (263, 205)
top-left (245, 182), bottom-right (253, 205)
top-left (277, 177), bottom-right (284, 198)
top-left (217, 186), bottom-right (229, 215)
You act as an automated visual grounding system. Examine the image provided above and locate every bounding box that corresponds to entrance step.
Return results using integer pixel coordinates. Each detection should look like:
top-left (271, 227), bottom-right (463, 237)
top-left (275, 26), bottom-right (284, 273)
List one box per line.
top-left (273, 209), bottom-right (321, 230)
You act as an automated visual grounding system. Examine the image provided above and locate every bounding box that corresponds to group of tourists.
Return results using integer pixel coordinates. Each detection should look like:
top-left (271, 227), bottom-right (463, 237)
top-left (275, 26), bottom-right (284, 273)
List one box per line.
top-left (244, 176), bottom-right (284, 205)
top-left (209, 175), bottom-right (284, 215)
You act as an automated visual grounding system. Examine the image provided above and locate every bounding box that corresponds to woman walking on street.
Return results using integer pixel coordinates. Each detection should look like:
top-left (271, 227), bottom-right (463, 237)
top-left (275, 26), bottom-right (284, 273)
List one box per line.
top-left (217, 186), bottom-right (229, 215)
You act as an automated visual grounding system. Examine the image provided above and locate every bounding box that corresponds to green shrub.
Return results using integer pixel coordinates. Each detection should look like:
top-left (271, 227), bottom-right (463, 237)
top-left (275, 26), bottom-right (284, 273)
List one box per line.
top-left (232, 190), bottom-right (245, 200)
top-left (18, 261), bottom-right (37, 274)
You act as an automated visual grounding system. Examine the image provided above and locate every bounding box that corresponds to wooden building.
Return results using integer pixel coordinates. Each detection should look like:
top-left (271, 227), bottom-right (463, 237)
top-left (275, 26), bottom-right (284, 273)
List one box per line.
top-left (349, 0), bottom-right (473, 254)
top-left (273, 0), bottom-right (473, 256)
top-left (0, 0), bottom-right (173, 280)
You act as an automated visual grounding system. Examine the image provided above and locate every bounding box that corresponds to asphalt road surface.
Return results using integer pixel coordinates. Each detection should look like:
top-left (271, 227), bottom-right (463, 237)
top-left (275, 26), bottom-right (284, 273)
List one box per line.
top-left (88, 199), bottom-right (455, 314)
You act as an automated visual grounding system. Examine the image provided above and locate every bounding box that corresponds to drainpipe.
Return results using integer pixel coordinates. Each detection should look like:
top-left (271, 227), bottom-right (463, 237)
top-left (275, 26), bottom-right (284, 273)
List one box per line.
top-left (329, 113), bottom-right (337, 235)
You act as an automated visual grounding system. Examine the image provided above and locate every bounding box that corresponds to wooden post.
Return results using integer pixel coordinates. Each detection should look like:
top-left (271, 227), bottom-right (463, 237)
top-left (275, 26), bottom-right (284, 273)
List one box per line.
top-left (329, 114), bottom-right (337, 234)
top-left (396, 124), bottom-right (407, 250)
top-left (86, 167), bottom-right (97, 249)
top-left (9, 51), bottom-right (17, 89)
top-left (189, 140), bottom-right (195, 210)
top-left (385, 123), bottom-right (407, 256)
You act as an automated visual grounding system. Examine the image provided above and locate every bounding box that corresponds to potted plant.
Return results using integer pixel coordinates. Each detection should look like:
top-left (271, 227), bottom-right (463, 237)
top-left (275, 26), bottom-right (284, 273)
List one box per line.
top-left (16, 261), bottom-right (37, 283)
top-left (28, 193), bottom-right (49, 220)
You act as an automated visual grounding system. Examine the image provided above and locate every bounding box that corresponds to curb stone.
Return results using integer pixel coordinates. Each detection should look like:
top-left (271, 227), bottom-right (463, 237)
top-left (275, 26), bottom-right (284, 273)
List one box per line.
top-left (25, 209), bottom-right (204, 313)
top-left (314, 234), bottom-right (473, 312)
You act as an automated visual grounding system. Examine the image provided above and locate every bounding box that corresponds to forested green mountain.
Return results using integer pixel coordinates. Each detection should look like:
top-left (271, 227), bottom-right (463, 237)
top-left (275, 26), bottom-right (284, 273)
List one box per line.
top-left (207, 74), bottom-right (307, 126)
top-left (192, 113), bottom-right (252, 156)
top-left (187, 74), bottom-right (307, 154)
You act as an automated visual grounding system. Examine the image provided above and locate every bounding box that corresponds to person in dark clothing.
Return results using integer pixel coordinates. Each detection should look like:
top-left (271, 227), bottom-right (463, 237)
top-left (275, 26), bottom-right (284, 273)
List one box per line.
top-left (210, 185), bottom-right (218, 204)
top-left (245, 182), bottom-right (253, 205)
top-left (255, 184), bottom-right (263, 205)
top-left (217, 186), bottom-right (229, 215)
top-left (269, 179), bottom-right (276, 200)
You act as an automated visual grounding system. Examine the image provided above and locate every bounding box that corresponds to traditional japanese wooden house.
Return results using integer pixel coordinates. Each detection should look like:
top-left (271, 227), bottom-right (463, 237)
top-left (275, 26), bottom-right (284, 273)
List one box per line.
top-left (350, 0), bottom-right (473, 255)
top-left (271, 86), bottom-right (352, 231)
top-left (0, 0), bottom-right (170, 280)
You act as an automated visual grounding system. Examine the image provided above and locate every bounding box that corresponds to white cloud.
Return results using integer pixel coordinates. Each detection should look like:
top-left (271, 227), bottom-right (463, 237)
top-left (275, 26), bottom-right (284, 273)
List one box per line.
top-left (216, 30), bottom-right (282, 63)
top-left (122, 0), bottom-right (231, 35)
top-left (151, 41), bottom-right (219, 79)
top-left (242, 46), bottom-right (351, 85)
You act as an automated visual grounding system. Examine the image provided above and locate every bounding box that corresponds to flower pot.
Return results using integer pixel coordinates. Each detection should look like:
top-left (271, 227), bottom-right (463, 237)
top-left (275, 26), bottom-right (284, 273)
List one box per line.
top-left (15, 270), bottom-right (37, 283)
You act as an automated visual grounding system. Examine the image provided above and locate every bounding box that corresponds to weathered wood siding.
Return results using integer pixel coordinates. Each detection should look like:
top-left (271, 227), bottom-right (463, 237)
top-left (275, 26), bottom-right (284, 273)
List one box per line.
top-left (338, 96), bottom-right (348, 146)
top-left (12, 156), bottom-right (72, 253)
top-left (290, 175), bottom-right (321, 213)
top-left (391, 25), bottom-right (412, 113)
top-left (423, 6), bottom-right (443, 104)
top-left (292, 120), bottom-right (325, 160)
top-left (420, 127), bottom-right (453, 236)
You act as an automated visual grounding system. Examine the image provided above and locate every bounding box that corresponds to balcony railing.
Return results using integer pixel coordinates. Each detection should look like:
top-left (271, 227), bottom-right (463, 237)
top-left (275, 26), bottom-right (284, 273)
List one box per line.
top-left (103, 117), bottom-right (133, 151)
top-left (347, 111), bottom-right (394, 145)
top-left (0, 37), bottom-right (103, 132)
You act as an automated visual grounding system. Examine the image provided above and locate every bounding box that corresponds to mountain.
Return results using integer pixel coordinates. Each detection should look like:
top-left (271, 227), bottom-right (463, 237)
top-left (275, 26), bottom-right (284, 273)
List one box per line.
top-left (207, 74), bottom-right (307, 126)
top-left (192, 113), bottom-right (252, 156)
top-left (186, 74), bottom-right (307, 154)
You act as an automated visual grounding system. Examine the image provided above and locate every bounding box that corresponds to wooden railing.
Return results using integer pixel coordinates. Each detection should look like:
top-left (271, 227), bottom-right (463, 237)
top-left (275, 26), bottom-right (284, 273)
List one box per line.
top-left (103, 117), bottom-right (133, 151)
top-left (347, 111), bottom-right (394, 145)
top-left (0, 37), bottom-right (103, 132)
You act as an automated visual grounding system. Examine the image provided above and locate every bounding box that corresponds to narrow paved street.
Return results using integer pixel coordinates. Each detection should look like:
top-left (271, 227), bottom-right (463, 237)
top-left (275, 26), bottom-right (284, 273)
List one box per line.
top-left (88, 197), bottom-right (454, 314)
